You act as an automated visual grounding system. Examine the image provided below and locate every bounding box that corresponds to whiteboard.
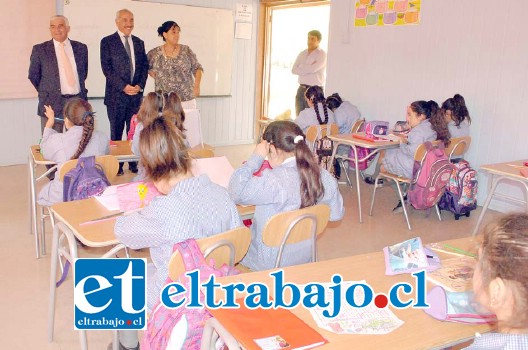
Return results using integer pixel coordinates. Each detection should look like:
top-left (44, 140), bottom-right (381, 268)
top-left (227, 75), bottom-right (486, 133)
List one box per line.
top-left (64, 0), bottom-right (233, 97)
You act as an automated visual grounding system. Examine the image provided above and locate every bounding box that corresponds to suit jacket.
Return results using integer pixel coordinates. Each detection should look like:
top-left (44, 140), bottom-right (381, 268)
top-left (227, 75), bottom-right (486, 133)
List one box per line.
top-left (28, 39), bottom-right (88, 117)
top-left (100, 32), bottom-right (148, 105)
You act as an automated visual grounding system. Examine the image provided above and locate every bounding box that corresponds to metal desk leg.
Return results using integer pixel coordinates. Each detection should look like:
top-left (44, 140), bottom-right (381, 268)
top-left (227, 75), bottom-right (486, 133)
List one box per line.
top-left (472, 175), bottom-right (500, 236)
top-left (29, 156), bottom-right (40, 258)
top-left (352, 144), bottom-right (363, 223)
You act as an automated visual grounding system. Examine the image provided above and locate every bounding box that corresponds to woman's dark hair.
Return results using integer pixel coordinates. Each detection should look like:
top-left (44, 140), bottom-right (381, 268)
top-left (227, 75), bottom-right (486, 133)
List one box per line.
top-left (326, 93), bottom-right (343, 111)
top-left (441, 94), bottom-right (471, 126)
top-left (305, 86), bottom-right (329, 125)
top-left (139, 116), bottom-right (191, 182)
top-left (410, 100), bottom-right (450, 147)
top-left (157, 21), bottom-right (180, 41)
top-left (262, 121), bottom-right (324, 208)
top-left (63, 98), bottom-right (95, 160)
top-left (162, 91), bottom-right (186, 133)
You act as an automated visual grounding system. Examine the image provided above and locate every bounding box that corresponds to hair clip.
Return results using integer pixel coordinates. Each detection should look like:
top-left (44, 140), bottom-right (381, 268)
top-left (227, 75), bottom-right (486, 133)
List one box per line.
top-left (82, 111), bottom-right (94, 121)
top-left (293, 135), bottom-right (304, 144)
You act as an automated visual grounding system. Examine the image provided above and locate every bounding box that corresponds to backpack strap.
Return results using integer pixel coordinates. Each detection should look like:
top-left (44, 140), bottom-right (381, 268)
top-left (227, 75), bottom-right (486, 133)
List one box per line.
top-left (173, 239), bottom-right (208, 275)
top-left (78, 155), bottom-right (96, 169)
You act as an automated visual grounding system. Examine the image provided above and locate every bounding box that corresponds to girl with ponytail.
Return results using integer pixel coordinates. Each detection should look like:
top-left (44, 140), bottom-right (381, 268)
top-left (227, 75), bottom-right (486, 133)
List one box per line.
top-left (228, 120), bottom-right (344, 271)
top-left (295, 85), bottom-right (336, 133)
top-left (38, 98), bottom-right (109, 205)
top-left (442, 94), bottom-right (471, 138)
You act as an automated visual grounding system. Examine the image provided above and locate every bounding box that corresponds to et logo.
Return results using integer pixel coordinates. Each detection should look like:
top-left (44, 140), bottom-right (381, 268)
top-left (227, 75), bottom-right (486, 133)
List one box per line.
top-left (74, 259), bottom-right (146, 330)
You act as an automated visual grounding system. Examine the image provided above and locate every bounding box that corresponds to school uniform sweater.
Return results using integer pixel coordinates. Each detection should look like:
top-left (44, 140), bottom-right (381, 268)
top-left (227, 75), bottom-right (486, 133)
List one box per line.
top-left (334, 101), bottom-right (361, 134)
top-left (382, 119), bottom-right (437, 179)
top-left (448, 119), bottom-right (470, 138)
top-left (295, 103), bottom-right (336, 133)
top-left (228, 154), bottom-right (344, 271)
top-left (37, 125), bottom-right (109, 206)
top-left (463, 332), bottom-right (528, 350)
top-left (114, 174), bottom-right (242, 309)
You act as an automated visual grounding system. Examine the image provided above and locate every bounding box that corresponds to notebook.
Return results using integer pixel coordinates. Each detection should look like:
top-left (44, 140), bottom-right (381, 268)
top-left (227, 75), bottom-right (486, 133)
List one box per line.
top-left (191, 156), bottom-right (234, 188)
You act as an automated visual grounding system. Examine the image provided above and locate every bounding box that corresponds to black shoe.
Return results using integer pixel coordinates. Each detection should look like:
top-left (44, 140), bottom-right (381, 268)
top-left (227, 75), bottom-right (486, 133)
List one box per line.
top-left (365, 177), bottom-right (383, 186)
top-left (129, 162), bottom-right (138, 174)
top-left (117, 164), bottom-right (124, 176)
top-left (392, 200), bottom-right (403, 214)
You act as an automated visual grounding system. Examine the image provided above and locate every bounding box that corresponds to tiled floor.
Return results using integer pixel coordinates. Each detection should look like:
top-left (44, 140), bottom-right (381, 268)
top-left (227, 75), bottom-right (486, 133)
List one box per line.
top-left (1, 144), bottom-right (501, 349)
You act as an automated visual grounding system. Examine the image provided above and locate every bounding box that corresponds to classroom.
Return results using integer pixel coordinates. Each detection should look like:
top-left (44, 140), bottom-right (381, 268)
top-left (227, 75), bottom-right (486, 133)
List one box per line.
top-left (1, 0), bottom-right (528, 349)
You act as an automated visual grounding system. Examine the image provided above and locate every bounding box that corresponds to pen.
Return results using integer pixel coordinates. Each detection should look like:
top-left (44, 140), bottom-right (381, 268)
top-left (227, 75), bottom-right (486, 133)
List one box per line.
top-left (442, 244), bottom-right (477, 258)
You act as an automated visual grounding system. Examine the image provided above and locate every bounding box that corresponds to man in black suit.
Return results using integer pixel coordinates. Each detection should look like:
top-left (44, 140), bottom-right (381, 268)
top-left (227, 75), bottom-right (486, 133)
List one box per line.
top-left (28, 15), bottom-right (88, 133)
top-left (101, 9), bottom-right (148, 175)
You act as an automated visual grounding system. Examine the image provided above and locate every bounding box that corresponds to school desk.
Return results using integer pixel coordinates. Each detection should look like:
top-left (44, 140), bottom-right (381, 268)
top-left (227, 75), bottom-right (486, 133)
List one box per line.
top-left (472, 159), bottom-right (528, 236)
top-left (328, 133), bottom-right (399, 223)
top-left (212, 236), bottom-right (490, 350)
top-left (47, 197), bottom-right (255, 350)
top-left (29, 142), bottom-right (137, 259)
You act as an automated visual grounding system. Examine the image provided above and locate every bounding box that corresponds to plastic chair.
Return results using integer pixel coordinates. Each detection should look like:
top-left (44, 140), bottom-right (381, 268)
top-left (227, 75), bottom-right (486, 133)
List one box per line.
top-left (445, 136), bottom-right (471, 161)
top-left (305, 123), bottom-right (339, 151)
top-left (369, 142), bottom-right (443, 230)
top-left (37, 155), bottom-right (119, 256)
top-left (261, 204), bottom-right (331, 268)
top-left (350, 118), bottom-right (365, 133)
top-left (167, 226), bottom-right (251, 280)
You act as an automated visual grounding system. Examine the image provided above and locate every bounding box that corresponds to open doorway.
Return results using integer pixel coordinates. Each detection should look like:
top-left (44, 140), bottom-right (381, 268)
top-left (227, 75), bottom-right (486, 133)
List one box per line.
top-left (263, 3), bottom-right (330, 122)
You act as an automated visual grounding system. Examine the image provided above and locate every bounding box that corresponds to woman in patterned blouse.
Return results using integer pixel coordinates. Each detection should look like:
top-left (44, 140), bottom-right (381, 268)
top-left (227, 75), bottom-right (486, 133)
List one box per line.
top-left (148, 21), bottom-right (203, 109)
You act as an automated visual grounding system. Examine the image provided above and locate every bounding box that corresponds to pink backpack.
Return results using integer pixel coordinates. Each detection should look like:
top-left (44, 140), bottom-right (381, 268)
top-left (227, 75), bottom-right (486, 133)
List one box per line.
top-left (408, 142), bottom-right (454, 210)
top-left (141, 239), bottom-right (239, 350)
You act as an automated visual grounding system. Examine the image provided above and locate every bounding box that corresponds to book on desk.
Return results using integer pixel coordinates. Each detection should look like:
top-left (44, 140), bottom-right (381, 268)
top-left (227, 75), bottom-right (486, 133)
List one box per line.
top-left (426, 256), bottom-right (476, 292)
top-left (208, 300), bottom-right (327, 350)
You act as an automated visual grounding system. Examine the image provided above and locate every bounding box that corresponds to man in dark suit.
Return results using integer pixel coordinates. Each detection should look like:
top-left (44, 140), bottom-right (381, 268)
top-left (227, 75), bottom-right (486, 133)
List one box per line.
top-left (28, 15), bottom-right (88, 133)
top-left (101, 8), bottom-right (148, 175)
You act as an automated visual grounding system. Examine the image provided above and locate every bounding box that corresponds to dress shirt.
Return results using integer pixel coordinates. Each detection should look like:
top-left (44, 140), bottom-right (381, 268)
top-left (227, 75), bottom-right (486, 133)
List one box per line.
top-left (291, 47), bottom-right (327, 86)
top-left (118, 31), bottom-right (135, 77)
top-left (53, 39), bottom-right (80, 95)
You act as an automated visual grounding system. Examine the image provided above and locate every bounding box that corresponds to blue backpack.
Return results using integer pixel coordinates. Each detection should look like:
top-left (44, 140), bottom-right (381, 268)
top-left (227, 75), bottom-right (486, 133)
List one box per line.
top-left (62, 156), bottom-right (110, 202)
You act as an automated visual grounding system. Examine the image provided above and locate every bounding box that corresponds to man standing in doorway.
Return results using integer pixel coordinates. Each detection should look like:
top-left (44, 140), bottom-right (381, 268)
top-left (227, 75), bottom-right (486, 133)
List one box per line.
top-left (101, 9), bottom-right (148, 175)
top-left (291, 30), bottom-right (327, 116)
top-left (29, 15), bottom-right (88, 133)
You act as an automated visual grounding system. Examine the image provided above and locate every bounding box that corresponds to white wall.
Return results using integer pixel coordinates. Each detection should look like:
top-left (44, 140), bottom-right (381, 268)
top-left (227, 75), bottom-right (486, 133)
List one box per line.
top-left (1, 0), bottom-right (258, 166)
top-left (327, 0), bottom-right (528, 212)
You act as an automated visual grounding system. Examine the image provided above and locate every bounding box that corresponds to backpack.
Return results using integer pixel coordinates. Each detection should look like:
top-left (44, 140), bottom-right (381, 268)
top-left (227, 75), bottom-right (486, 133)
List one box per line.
top-left (313, 124), bottom-right (336, 177)
top-left (438, 160), bottom-right (478, 220)
top-left (408, 142), bottom-right (454, 210)
top-left (141, 239), bottom-right (240, 350)
top-left (348, 145), bottom-right (376, 171)
top-left (62, 156), bottom-right (110, 202)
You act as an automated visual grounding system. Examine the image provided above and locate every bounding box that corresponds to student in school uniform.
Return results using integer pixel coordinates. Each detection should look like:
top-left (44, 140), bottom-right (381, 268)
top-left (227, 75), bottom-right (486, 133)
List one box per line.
top-left (365, 100), bottom-right (449, 211)
top-left (228, 121), bottom-right (344, 271)
top-left (37, 98), bottom-right (109, 206)
top-left (115, 116), bottom-right (241, 312)
top-left (463, 213), bottom-right (528, 349)
top-left (442, 94), bottom-right (471, 138)
top-left (295, 85), bottom-right (336, 133)
top-left (326, 93), bottom-right (361, 134)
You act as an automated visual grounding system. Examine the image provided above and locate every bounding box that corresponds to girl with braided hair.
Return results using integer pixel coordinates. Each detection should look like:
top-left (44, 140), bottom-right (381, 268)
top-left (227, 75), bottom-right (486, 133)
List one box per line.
top-left (229, 121), bottom-right (344, 270)
top-left (295, 85), bottom-right (336, 133)
top-left (38, 98), bottom-right (109, 205)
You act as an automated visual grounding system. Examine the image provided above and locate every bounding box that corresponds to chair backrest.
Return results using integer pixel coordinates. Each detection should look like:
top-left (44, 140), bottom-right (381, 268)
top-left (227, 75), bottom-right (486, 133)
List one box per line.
top-left (445, 136), bottom-right (471, 161)
top-left (261, 204), bottom-right (331, 268)
top-left (58, 155), bottom-right (119, 183)
top-left (350, 118), bottom-right (365, 133)
top-left (305, 123), bottom-right (339, 143)
top-left (168, 226), bottom-right (251, 280)
top-left (189, 144), bottom-right (215, 159)
top-left (413, 140), bottom-right (443, 163)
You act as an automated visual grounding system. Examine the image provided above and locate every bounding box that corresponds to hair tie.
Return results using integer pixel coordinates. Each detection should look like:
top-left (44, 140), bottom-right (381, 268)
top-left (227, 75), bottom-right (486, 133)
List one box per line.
top-left (82, 111), bottom-right (93, 122)
top-left (293, 135), bottom-right (304, 144)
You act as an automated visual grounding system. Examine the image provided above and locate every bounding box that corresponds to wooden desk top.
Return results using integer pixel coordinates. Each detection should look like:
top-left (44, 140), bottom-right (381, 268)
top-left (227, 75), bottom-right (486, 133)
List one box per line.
top-left (216, 237), bottom-right (490, 350)
top-left (109, 140), bottom-right (136, 160)
top-left (51, 197), bottom-right (255, 247)
top-left (329, 133), bottom-right (400, 150)
top-left (480, 159), bottom-right (528, 181)
top-left (30, 145), bottom-right (55, 165)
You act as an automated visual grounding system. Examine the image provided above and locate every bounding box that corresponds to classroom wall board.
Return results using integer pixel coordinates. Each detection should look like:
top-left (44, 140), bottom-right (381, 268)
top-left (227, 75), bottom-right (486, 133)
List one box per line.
top-left (64, 0), bottom-right (234, 97)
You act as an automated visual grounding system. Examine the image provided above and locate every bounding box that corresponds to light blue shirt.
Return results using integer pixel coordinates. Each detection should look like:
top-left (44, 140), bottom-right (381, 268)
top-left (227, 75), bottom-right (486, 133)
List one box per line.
top-left (295, 103), bottom-right (336, 133)
top-left (334, 101), bottom-right (361, 134)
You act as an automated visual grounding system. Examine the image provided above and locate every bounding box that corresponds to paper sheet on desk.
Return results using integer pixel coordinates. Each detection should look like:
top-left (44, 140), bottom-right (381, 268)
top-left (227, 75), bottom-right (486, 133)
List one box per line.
top-left (95, 185), bottom-right (120, 211)
top-left (95, 182), bottom-right (161, 212)
top-left (305, 281), bottom-right (404, 334)
top-left (191, 156), bottom-right (234, 188)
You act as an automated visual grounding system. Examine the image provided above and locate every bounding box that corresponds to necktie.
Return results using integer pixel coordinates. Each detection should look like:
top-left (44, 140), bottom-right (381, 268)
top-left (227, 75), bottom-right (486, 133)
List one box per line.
top-left (124, 36), bottom-right (134, 82)
top-left (59, 42), bottom-right (75, 87)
